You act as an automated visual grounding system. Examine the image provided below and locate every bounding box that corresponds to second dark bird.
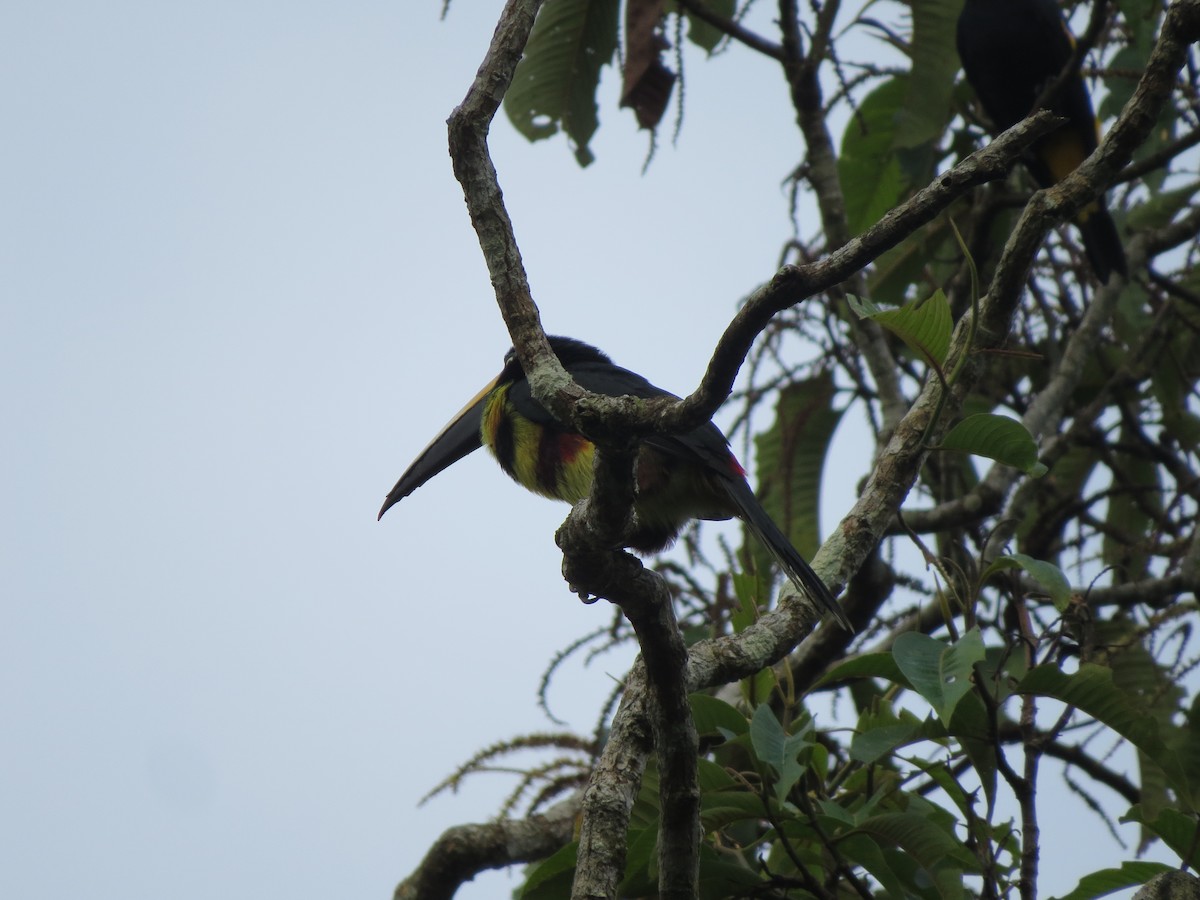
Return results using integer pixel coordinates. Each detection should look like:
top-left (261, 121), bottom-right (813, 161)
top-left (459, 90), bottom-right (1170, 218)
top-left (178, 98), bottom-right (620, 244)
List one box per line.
top-left (957, 0), bottom-right (1127, 282)
top-left (379, 336), bottom-right (852, 631)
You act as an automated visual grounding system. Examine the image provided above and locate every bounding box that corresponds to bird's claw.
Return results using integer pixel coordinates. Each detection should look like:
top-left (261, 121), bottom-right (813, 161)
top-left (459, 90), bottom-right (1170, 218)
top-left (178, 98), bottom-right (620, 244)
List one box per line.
top-left (568, 584), bottom-right (601, 604)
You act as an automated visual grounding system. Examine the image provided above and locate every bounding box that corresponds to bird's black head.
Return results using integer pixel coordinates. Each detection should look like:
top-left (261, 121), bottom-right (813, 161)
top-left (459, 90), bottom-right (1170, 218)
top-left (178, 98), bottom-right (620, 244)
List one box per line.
top-left (500, 336), bottom-right (612, 380)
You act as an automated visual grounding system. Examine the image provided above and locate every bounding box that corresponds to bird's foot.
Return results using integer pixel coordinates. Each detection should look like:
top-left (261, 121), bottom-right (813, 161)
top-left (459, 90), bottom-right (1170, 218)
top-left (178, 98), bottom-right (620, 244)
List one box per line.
top-left (568, 583), bottom-right (602, 604)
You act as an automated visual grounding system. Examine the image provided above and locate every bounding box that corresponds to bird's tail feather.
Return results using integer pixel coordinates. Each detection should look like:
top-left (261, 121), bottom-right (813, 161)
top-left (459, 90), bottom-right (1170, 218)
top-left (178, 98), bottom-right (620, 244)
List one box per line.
top-left (721, 478), bottom-right (853, 632)
top-left (1079, 206), bottom-right (1126, 284)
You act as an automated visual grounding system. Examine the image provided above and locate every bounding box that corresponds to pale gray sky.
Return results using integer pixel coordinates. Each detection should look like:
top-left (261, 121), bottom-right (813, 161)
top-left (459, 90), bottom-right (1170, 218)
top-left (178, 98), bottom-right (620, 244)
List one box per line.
top-left (3, 2), bottom-right (1164, 898)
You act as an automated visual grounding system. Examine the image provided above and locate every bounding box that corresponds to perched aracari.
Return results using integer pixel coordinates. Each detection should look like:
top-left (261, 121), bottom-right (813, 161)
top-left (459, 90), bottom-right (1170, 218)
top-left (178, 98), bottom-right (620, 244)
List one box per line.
top-left (957, 0), bottom-right (1127, 282)
top-left (379, 336), bottom-right (851, 631)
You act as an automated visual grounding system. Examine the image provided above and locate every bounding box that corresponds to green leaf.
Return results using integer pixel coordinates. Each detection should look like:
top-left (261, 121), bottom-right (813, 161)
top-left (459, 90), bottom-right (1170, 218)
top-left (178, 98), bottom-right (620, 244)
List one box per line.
top-left (1150, 306), bottom-right (1200, 453)
top-left (839, 76), bottom-right (908, 236)
top-left (740, 666), bottom-right (776, 709)
top-left (868, 216), bottom-right (962, 306)
top-left (1100, 21), bottom-right (1172, 191)
top-left (1015, 443), bottom-right (1097, 554)
top-left (1096, 617), bottom-right (1191, 823)
top-left (749, 704), bottom-right (814, 802)
top-left (895, 0), bottom-right (963, 149)
top-left (689, 693), bottom-right (749, 739)
top-left (729, 573), bottom-right (777, 704)
top-left (945, 691), bottom-right (1000, 812)
top-left (817, 650), bottom-right (908, 690)
top-left (700, 789), bottom-right (769, 831)
top-left (1178, 695), bottom-right (1200, 807)
top-left (617, 824), bottom-right (658, 895)
top-left (838, 833), bottom-right (911, 898)
top-left (696, 756), bottom-right (736, 792)
top-left (1114, 0), bottom-right (1165, 51)
top-left (752, 373), bottom-right (841, 567)
top-left (1124, 180), bottom-right (1200, 232)
top-left (729, 570), bottom-right (761, 634)
top-left (893, 628), bottom-right (986, 724)
top-left (672, 0), bottom-right (735, 53)
top-left (850, 701), bottom-right (930, 764)
top-left (1104, 0), bottom-right (1162, 131)
top-left (1019, 664), bottom-right (1195, 805)
top-left (697, 847), bottom-right (768, 899)
top-left (940, 413), bottom-right (1047, 475)
top-left (906, 757), bottom-right (977, 821)
top-left (1102, 422), bottom-right (1162, 581)
top-left (985, 553), bottom-right (1072, 610)
top-left (503, 0), bottom-right (620, 166)
top-left (1122, 805), bottom-right (1200, 868)
top-left (1049, 861), bottom-right (1176, 900)
top-left (847, 290), bottom-right (953, 368)
top-left (1018, 663), bottom-right (1158, 745)
top-left (518, 841), bottom-right (577, 899)
top-left (853, 811), bottom-right (979, 896)
top-left (976, 645), bottom-right (1029, 705)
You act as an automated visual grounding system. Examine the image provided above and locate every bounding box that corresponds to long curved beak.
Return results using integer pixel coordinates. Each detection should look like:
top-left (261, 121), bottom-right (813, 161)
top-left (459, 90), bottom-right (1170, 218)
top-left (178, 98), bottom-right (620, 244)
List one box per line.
top-left (377, 376), bottom-right (499, 520)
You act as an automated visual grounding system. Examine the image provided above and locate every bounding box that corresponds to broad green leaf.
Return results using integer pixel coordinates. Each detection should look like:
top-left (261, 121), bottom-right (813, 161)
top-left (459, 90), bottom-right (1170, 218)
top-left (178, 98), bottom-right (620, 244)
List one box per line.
top-left (1124, 181), bottom-right (1200, 232)
top-left (854, 811), bottom-right (979, 897)
top-left (1019, 663), bottom-right (1159, 746)
top-left (867, 214), bottom-right (966, 305)
top-left (689, 693), bottom-right (749, 739)
top-left (1104, 0), bottom-right (1162, 153)
top-left (631, 762), bottom-right (662, 828)
top-left (1178, 695), bottom-right (1200, 806)
top-left (810, 740), bottom-right (829, 781)
top-left (1019, 664), bottom-right (1194, 805)
top-left (518, 841), bottom-right (578, 899)
top-left (749, 703), bottom-right (788, 769)
top-left (751, 374), bottom-right (841, 582)
top-left (946, 690), bottom-right (1000, 811)
top-left (817, 650), bottom-right (908, 690)
top-left (1122, 805), bottom-right (1200, 868)
top-left (895, 0), bottom-right (963, 149)
top-left (504, 0), bottom-right (619, 166)
top-left (985, 553), bottom-right (1073, 610)
top-left (671, 0), bottom-right (735, 52)
top-left (729, 570), bottom-right (761, 633)
top-left (839, 833), bottom-right (910, 898)
top-left (818, 798), bottom-right (860, 826)
top-left (893, 628), bottom-right (986, 724)
top-left (754, 373), bottom-right (840, 559)
top-left (847, 290), bottom-right (952, 368)
top-left (851, 721), bottom-right (929, 765)
top-left (729, 572), bottom-right (777, 703)
top-left (750, 704), bottom-right (814, 802)
top-left (697, 848), bottom-right (768, 899)
top-left (1151, 308), bottom-right (1200, 452)
top-left (762, 818), bottom-right (830, 879)
top-left (617, 824), bottom-right (658, 895)
top-left (839, 76), bottom-right (908, 236)
top-left (940, 413), bottom-right (1048, 475)
top-left (1049, 861), bottom-right (1177, 900)
top-left (696, 758), bottom-right (737, 793)
top-left (906, 757), bottom-right (976, 820)
top-left (1015, 443), bottom-right (1098, 553)
top-left (1102, 26), bottom-right (1172, 191)
top-left (851, 701), bottom-right (930, 763)
top-left (700, 790), bottom-right (769, 831)
top-left (1099, 617), bottom-right (1190, 822)
top-left (976, 645), bottom-right (1029, 704)
top-left (1102, 423), bottom-right (1162, 580)
top-left (740, 668), bottom-right (777, 712)
top-left (1114, 0), bottom-right (1165, 51)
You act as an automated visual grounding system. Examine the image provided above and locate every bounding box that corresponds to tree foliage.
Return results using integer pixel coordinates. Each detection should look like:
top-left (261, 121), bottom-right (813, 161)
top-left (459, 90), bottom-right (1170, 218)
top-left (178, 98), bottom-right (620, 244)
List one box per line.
top-left (399, 0), bottom-right (1200, 897)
